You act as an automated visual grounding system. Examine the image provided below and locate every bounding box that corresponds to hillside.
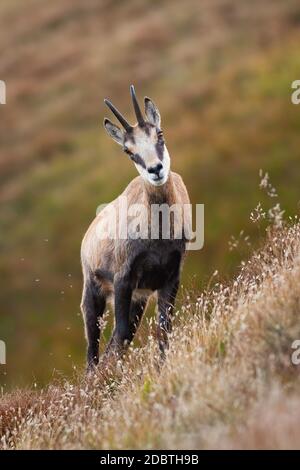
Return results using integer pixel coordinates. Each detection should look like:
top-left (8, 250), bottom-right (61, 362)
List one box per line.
top-left (1, 219), bottom-right (300, 449)
top-left (0, 0), bottom-right (300, 386)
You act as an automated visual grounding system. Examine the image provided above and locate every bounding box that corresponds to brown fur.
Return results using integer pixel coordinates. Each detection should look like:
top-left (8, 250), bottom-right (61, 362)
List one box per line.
top-left (82, 87), bottom-right (191, 367)
top-left (81, 170), bottom-right (190, 300)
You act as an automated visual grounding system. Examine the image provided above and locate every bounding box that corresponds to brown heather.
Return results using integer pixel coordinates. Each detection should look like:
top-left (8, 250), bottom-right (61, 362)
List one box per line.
top-left (1, 220), bottom-right (300, 449)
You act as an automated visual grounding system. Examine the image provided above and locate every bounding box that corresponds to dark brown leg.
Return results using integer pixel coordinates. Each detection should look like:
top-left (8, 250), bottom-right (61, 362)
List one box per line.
top-left (157, 277), bottom-right (179, 359)
top-left (81, 280), bottom-right (106, 370)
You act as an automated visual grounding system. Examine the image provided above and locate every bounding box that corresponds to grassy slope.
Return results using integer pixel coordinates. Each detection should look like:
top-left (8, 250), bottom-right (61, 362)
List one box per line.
top-left (1, 220), bottom-right (300, 449)
top-left (0, 0), bottom-right (300, 385)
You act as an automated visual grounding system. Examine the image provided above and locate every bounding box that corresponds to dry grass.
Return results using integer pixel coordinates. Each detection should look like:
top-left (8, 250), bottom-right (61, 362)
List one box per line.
top-left (1, 218), bottom-right (300, 449)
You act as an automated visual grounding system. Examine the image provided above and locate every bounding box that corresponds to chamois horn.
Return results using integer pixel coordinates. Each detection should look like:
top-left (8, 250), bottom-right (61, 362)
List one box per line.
top-left (130, 85), bottom-right (144, 126)
top-left (104, 98), bottom-right (132, 132)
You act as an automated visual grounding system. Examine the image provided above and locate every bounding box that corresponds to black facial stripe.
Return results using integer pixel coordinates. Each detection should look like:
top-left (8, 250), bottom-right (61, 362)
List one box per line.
top-left (155, 142), bottom-right (164, 161)
top-left (140, 122), bottom-right (153, 136)
top-left (132, 153), bottom-right (146, 169)
top-left (124, 131), bottom-right (135, 144)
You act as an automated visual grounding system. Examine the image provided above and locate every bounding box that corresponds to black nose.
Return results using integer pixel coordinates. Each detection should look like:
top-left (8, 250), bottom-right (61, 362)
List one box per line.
top-left (148, 163), bottom-right (163, 175)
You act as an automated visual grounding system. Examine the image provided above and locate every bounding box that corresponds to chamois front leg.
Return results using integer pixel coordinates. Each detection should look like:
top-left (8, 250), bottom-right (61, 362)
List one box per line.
top-left (81, 279), bottom-right (106, 371)
top-left (105, 274), bottom-right (133, 358)
top-left (157, 277), bottom-right (179, 359)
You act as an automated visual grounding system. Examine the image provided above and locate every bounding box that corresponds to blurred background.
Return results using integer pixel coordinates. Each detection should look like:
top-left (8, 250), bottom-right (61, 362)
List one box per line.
top-left (0, 0), bottom-right (300, 388)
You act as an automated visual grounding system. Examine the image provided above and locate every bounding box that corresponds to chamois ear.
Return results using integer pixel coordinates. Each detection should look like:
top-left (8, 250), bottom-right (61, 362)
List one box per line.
top-left (103, 118), bottom-right (124, 145)
top-left (144, 97), bottom-right (161, 128)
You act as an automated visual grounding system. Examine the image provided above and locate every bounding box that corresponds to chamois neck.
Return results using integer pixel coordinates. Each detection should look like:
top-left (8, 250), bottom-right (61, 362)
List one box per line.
top-left (144, 172), bottom-right (175, 206)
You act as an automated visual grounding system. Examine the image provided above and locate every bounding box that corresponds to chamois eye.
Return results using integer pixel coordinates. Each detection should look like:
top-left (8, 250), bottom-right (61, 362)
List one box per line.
top-left (157, 130), bottom-right (164, 144)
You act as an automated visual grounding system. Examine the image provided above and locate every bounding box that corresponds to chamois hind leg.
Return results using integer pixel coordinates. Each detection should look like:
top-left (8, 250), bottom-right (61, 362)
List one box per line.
top-left (128, 295), bottom-right (148, 341)
top-left (81, 279), bottom-right (106, 371)
top-left (157, 277), bottom-right (179, 359)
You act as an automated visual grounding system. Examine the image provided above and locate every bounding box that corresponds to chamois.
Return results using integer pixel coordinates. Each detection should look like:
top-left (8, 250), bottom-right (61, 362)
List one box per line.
top-left (81, 85), bottom-right (190, 370)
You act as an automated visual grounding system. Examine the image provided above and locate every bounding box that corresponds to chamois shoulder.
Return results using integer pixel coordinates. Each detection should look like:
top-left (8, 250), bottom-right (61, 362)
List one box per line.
top-left (80, 176), bottom-right (144, 272)
top-left (120, 175), bottom-right (144, 202)
top-left (170, 171), bottom-right (190, 205)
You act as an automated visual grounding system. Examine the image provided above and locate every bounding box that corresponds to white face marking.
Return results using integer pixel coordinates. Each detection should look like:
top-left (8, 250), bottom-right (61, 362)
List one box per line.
top-left (125, 126), bottom-right (171, 186)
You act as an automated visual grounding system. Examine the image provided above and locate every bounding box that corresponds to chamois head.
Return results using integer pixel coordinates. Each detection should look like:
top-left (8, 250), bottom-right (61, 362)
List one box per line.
top-left (104, 85), bottom-right (170, 186)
